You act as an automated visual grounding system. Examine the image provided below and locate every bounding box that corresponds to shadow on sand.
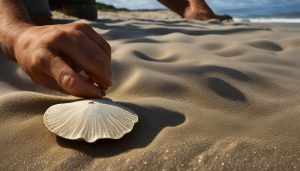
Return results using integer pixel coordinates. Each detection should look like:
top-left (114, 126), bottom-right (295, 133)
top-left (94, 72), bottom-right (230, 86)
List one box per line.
top-left (52, 18), bottom-right (270, 42)
top-left (56, 102), bottom-right (185, 158)
top-left (91, 18), bottom-right (269, 40)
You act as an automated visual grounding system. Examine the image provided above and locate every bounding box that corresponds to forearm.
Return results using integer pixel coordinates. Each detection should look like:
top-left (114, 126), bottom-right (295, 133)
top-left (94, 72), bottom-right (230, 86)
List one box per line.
top-left (0, 0), bottom-right (33, 60)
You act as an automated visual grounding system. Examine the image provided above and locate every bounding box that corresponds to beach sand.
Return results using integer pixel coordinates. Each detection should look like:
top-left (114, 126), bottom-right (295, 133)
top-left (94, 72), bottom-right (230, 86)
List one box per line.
top-left (1, 11), bottom-right (300, 170)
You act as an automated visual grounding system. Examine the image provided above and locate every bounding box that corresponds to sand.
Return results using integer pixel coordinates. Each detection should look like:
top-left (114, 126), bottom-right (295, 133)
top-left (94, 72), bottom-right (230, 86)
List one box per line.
top-left (1, 11), bottom-right (300, 170)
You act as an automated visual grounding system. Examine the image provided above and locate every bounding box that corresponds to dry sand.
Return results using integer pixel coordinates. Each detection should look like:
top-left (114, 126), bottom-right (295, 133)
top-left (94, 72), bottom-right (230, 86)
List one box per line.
top-left (1, 11), bottom-right (300, 170)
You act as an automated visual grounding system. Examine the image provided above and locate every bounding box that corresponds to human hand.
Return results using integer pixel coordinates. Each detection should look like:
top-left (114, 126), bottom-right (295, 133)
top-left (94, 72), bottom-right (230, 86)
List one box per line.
top-left (12, 23), bottom-right (111, 98)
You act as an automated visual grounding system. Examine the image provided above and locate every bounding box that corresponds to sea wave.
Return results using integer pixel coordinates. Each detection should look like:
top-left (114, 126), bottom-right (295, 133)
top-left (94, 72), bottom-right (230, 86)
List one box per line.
top-left (234, 17), bottom-right (300, 23)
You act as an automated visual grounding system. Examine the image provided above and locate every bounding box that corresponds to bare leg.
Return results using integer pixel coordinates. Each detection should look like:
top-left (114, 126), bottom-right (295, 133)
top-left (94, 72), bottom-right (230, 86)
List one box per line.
top-left (158, 0), bottom-right (232, 21)
top-left (157, 0), bottom-right (189, 18)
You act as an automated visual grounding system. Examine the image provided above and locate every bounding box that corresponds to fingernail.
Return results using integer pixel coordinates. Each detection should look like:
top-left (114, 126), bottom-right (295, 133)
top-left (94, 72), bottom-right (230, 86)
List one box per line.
top-left (62, 75), bottom-right (74, 87)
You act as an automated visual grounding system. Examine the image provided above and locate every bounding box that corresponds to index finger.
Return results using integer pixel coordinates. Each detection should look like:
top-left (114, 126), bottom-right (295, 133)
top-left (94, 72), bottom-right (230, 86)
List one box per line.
top-left (59, 31), bottom-right (112, 90)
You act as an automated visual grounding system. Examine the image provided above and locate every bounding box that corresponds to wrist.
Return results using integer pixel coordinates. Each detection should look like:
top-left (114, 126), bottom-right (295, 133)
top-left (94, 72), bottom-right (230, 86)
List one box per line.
top-left (0, 22), bottom-right (34, 61)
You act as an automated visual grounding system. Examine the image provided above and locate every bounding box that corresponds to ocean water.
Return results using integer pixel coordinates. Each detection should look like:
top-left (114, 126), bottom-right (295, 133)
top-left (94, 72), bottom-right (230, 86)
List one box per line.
top-left (234, 17), bottom-right (300, 23)
top-left (233, 17), bottom-right (300, 28)
top-left (215, 8), bottom-right (300, 27)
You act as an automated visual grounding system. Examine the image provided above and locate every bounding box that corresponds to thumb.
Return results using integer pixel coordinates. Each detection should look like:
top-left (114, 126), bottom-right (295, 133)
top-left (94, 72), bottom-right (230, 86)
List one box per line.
top-left (47, 55), bottom-right (105, 98)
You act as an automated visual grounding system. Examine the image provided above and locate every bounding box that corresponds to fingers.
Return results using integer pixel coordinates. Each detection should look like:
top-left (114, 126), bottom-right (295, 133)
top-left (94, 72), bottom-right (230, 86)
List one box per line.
top-left (46, 54), bottom-right (105, 98)
top-left (59, 31), bottom-right (112, 90)
top-left (70, 23), bottom-right (111, 56)
top-left (27, 66), bottom-right (66, 93)
top-left (34, 74), bottom-right (66, 93)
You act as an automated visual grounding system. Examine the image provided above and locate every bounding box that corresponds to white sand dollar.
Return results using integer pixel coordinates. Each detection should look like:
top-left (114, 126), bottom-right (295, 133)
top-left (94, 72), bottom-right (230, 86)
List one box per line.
top-left (44, 99), bottom-right (138, 143)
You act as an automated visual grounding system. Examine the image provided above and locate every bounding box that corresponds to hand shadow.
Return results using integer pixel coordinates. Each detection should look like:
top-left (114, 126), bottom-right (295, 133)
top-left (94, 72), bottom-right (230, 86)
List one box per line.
top-left (56, 102), bottom-right (185, 158)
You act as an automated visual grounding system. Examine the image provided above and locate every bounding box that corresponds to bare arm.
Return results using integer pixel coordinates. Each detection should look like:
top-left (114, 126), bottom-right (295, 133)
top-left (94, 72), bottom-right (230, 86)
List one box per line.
top-left (0, 0), bottom-right (33, 60)
top-left (0, 0), bottom-right (112, 98)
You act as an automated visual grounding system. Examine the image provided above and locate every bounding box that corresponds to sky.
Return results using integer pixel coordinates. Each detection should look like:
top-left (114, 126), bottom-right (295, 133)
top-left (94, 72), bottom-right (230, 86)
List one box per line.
top-left (97, 0), bottom-right (300, 15)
